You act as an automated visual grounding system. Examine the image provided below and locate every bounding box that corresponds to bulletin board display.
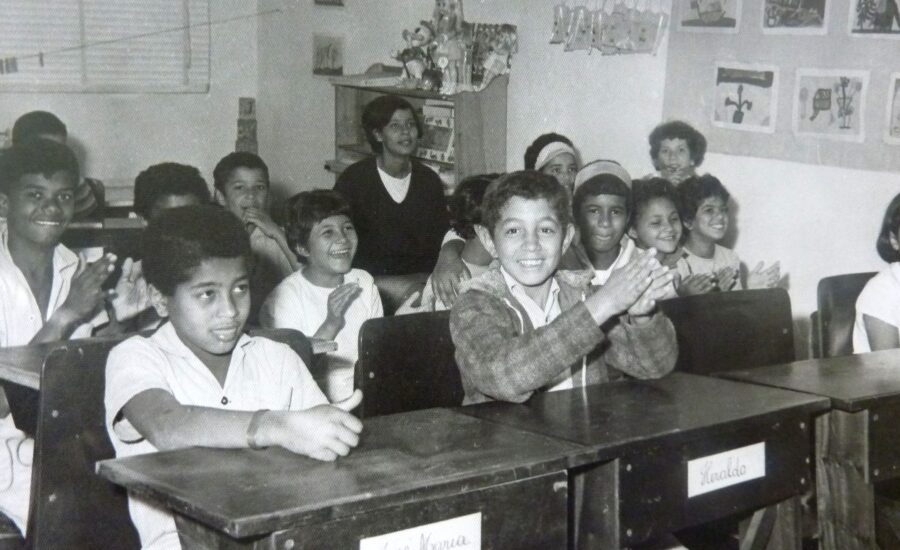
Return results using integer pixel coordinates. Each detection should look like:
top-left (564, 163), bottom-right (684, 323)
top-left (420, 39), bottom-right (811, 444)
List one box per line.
top-left (663, 1), bottom-right (900, 173)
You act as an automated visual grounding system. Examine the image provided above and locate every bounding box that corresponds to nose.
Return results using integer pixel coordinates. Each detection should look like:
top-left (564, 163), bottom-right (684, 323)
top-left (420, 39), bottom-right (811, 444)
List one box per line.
top-left (598, 211), bottom-right (612, 228)
top-left (220, 293), bottom-right (239, 318)
top-left (41, 195), bottom-right (63, 214)
top-left (524, 230), bottom-right (541, 251)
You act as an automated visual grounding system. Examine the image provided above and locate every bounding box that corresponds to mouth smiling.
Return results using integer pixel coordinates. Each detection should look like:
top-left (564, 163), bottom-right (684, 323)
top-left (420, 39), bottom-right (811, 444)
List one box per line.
top-left (518, 258), bottom-right (544, 269)
top-left (210, 325), bottom-right (241, 342)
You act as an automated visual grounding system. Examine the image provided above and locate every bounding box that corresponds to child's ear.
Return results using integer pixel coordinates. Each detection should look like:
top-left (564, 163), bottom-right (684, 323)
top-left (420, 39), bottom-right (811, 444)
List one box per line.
top-left (293, 243), bottom-right (310, 260)
top-left (627, 226), bottom-right (638, 241)
top-left (0, 192), bottom-right (8, 219)
top-left (148, 284), bottom-right (169, 318)
top-left (474, 224), bottom-right (498, 258)
top-left (682, 217), bottom-right (693, 231)
top-left (891, 231), bottom-right (900, 252)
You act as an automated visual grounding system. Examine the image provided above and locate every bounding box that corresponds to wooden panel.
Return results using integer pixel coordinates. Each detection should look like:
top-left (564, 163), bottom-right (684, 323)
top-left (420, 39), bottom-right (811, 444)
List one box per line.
top-left (867, 401), bottom-right (900, 483)
top-left (721, 348), bottom-right (900, 412)
top-left (98, 408), bottom-right (586, 539)
top-left (29, 341), bottom-right (140, 549)
top-left (355, 310), bottom-right (463, 418)
top-left (461, 373), bottom-right (829, 460)
top-left (658, 288), bottom-right (795, 375)
top-left (618, 420), bottom-right (810, 546)
top-left (815, 410), bottom-right (875, 550)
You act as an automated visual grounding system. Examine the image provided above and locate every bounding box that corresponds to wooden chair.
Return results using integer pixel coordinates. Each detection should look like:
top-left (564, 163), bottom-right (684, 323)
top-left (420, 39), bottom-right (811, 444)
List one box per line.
top-left (355, 310), bottom-right (463, 418)
top-left (813, 272), bottom-right (877, 358)
top-left (658, 288), bottom-right (795, 375)
top-left (27, 338), bottom-right (140, 549)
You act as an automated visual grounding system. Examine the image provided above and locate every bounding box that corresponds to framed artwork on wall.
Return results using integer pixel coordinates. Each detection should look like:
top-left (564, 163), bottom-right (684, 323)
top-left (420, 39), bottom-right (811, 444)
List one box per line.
top-left (849, 0), bottom-right (900, 37)
top-left (712, 63), bottom-right (779, 133)
top-left (762, 0), bottom-right (828, 35)
top-left (676, 0), bottom-right (742, 33)
top-left (884, 72), bottom-right (900, 144)
top-left (312, 34), bottom-right (344, 76)
top-left (792, 68), bottom-right (869, 142)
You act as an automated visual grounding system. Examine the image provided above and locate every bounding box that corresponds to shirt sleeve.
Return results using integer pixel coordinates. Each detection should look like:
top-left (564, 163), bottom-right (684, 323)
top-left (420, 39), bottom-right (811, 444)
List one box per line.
top-left (259, 284), bottom-right (301, 331)
top-left (856, 271), bottom-right (900, 329)
top-left (105, 337), bottom-right (175, 443)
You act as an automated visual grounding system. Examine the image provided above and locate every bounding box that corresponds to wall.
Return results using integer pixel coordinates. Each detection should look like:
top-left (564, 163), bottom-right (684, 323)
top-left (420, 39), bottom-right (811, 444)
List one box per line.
top-left (256, 0), bottom-right (670, 197)
top-left (0, 0), bottom-right (258, 192)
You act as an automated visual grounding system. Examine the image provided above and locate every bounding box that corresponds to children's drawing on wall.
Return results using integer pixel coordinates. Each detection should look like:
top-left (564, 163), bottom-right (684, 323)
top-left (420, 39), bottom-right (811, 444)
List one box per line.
top-left (850, 0), bottom-right (900, 36)
top-left (313, 34), bottom-right (343, 76)
top-left (677, 0), bottom-right (741, 33)
top-left (762, 0), bottom-right (828, 34)
top-left (793, 69), bottom-right (868, 142)
top-left (885, 73), bottom-right (900, 144)
top-left (713, 64), bottom-right (778, 133)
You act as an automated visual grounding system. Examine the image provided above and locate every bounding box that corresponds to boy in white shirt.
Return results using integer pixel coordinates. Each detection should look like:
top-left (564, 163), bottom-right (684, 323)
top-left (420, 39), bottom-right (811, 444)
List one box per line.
top-left (105, 205), bottom-right (362, 549)
top-left (261, 190), bottom-right (382, 402)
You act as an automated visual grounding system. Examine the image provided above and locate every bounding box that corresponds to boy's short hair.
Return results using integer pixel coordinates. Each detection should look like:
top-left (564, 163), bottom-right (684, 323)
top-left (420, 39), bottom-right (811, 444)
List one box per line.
top-left (523, 133), bottom-right (575, 170)
top-left (285, 189), bottom-right (353, 254)
top-left (12, 111), bottom-right (67, 145)
top-left (361, 95), bottom-right (422, 154)
top-left (877, 192), bottom-right (900, 262)
top-left (648, 120), bottom-right (707, 167)
top-left (449, 173), bottom-right (501, 240)
top-left (142, 204), bottom-right (251, 296)
top-left (677, 174), bottom-right (730, 224)
top-left (481, 170), bottom-right (572, 233)
top-left (212, 152), bottom-right (270, 193)
top-left (631, 177), bottom-right (678, 220)
top-left (573, 174), bottom-right (632, 217)
top-left (0, 138), bottom-right (79, 194)
top-left (133, 163), bottom-right (211, 219)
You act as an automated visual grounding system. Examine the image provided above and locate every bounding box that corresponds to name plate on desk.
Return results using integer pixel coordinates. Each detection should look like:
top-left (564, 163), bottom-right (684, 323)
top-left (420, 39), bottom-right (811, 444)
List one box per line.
top-left (687, 442), bottom-right (765, 497)
top-left (359, 512), bottom-right (481, 550)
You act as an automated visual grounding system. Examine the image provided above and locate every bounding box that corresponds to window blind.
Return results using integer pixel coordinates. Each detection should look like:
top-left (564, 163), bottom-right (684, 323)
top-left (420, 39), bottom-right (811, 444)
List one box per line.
top-left (0, 0), bottom-right (210, 93)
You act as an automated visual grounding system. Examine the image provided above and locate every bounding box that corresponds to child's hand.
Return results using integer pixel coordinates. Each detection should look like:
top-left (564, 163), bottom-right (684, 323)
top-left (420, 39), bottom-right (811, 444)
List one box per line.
top-left (628, 265), bottom-right (675, 318)
top-left (431, 253), bottom-right (470, 308)
top-left (315, 283), bottom-right (363, 341)
top-left (747, 261), bottom-right (781, 289)
top-left (586, 248), bottom-right (659, 324)
top-left (715, 266), bottom-right (738, 291)
top-left (110, 258), bottom-right (152, 321)
top-left (395, 290), bottom-right (435, 315)
top-left (60, 253), bottom-right (117, 321)
top-left (241, 207), bottom-right (282, 238)
top-left (265, 403), bottom-right (363, 461)
top-left (677, 273), bottom-right (715, 296)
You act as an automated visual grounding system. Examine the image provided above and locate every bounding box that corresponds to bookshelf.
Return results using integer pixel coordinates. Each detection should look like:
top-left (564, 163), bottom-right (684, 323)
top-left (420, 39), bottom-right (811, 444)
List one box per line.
top-left (325, 72), bottom-right (508, 195)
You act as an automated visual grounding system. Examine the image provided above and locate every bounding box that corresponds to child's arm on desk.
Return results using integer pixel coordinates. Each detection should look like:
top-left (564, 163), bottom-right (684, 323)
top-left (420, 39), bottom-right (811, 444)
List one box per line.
top-left (121, 389), bottom-right (363, 462)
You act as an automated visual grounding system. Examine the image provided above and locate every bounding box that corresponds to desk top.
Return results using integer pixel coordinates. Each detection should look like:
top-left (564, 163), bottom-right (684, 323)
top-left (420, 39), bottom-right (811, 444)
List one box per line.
top-left (719, 348), bottom-right (900, 412)
top-left (460, 372), bottom-right (829, 459)
top-left (97, 407), bottom-right (585, 539)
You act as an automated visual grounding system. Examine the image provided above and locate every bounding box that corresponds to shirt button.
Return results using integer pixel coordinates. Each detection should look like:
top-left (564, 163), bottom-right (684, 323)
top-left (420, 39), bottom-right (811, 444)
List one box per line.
top-left (221, 396), bottom-right (229, 405)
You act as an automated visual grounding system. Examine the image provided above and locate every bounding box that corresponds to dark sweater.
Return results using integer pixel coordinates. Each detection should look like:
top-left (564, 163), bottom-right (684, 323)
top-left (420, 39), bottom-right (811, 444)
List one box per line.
top-left (334, 157), bottom-right (449, 276)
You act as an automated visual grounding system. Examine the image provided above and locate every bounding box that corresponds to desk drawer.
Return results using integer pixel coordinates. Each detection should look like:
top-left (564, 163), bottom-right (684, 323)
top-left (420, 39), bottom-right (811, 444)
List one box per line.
top-left (178, 470), bottom-right (568, 550)
top-left (616, 418), bottom-right (810, 545)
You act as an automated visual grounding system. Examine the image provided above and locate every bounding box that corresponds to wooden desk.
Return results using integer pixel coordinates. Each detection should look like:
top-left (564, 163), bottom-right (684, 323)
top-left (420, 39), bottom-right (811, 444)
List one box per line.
top-left (460, 372), bottom-right (829, 548)
top-left (720, 349), bottom-right (900, 550)
top-left (98, 408), bottom-right (582, 549)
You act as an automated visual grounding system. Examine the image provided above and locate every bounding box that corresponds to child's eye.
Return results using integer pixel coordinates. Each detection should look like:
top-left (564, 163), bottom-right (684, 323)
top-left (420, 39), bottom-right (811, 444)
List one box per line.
top-left (343, 224), bottom-right (356, 233)
top-left (197, 290), bottom-right (216, 301)
top-left (27, 191), bottom-right (42, 200)
top-left (57, 192), bottom-right (74, 202)
top-left (234, 284), bottom-right (249, 295)
top-left (540, 227), bottom-right (557, 235)
top-left (611, 208), bottom-right (624, 217)
top-left (504, 227), bottom-right (520, 236)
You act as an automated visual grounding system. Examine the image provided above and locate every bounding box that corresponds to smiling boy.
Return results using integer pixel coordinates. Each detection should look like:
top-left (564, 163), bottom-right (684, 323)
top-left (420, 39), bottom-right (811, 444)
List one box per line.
top-left (106, 205), bottom-right (362, 549)
top-left (450, 171), bottom-right (677, 405)
top-left (261, 190), bottom-right (383, 402)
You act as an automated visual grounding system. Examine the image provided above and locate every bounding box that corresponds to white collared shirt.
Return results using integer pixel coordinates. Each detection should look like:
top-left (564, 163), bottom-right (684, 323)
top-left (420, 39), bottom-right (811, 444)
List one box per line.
top-left (0, 221), bottom-right (102, 346)
top-left (592, 237), bottom-right (636, 286)
top-left (105, 322), bottom-right (327, 550)
top-left (499, 267), bottom-right (574, 392)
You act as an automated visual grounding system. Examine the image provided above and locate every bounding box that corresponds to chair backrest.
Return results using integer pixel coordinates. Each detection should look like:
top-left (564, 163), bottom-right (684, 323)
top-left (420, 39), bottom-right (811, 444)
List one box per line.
top-left (27, 338), bottom-right (140, 549)
top-left (815, 271), bottom-right (877, 358)
top-left (657, 288), bottom-right (795, 375)
top-left (355, 310), bottom-right (463, 418)
top-left (246, 327), bottom-right (315, 371)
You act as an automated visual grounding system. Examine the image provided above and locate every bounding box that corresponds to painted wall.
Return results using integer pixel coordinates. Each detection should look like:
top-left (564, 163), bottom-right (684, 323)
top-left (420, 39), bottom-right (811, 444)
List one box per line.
top-left (256, 0), bottom-right (670, 196)
top-left (257, 0), bottom-right (899, 356)
top-left (0, 0), bottom-right (258, 192)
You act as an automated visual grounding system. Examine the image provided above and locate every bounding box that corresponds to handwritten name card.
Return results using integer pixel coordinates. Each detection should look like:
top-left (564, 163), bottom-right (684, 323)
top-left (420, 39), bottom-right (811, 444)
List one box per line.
top-left (687, 442), bottom-right (766, 498)
top-left (359, 512), bottom-right (481, 550)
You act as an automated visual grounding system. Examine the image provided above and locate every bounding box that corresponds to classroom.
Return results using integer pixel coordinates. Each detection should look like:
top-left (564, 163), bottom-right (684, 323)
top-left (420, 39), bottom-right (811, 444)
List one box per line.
top-left (2, 0), bottom-right (900, 548)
